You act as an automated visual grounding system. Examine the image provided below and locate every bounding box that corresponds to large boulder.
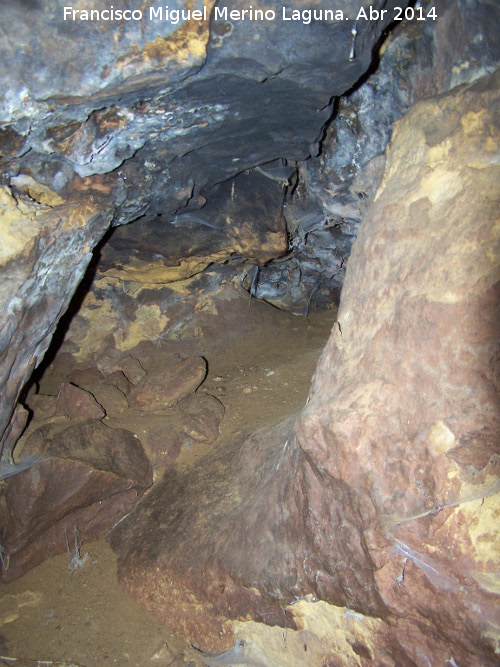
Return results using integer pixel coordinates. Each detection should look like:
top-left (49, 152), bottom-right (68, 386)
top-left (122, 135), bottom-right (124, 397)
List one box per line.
top-left (110, 71), bottom-right (500, 662)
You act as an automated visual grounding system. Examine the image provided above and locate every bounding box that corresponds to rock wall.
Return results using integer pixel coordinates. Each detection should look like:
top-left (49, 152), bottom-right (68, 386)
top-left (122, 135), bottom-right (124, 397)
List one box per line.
top-left (1, 1), bottom-right (499, 663)
top-left (110, 70), bottom-right (500, 664)
top-left (0, 0), bottom-right (401, 456)
top-left (262, 0), bottom-right (500, 313)
top-left (47, 0), bottom-right (500, 365)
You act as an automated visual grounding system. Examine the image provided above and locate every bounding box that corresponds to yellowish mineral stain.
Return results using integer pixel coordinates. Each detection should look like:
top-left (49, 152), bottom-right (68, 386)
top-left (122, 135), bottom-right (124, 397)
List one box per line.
top-left (461, 108), bottom-right (489, 136)
top-left (65, 202), bottom-right (99, 230)
top-left (471, 571), bottom-right (500, 595)
top-left (0, 187), bottom-right (39, 264)
top-left (10, 174), bottom-right (65, 207)
top-left (232, 601), bottom-right (385, 666)
top-left (69, 295), bottom-right (119, 360)
top-left (426, 138), bottom-right (452, 167)
top-left (427, 420), bottom-right (456, 455)
top-left (459, 494), bottom-right (500, 570)
top-left (114, 303), bottom-right (169, 351)
top-left (485, 137), bottom-right (498, 152)
top-left (118, 1), bottom-right (216, 71)
top-left (102, 251), bottom-right (229, 284)
top-left (418, 167), bottom-right (462, 206)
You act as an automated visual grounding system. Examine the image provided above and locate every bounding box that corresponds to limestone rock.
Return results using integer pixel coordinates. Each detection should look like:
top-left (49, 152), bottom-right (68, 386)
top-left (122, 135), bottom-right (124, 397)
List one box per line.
top-left (55, 383), bottom-right (106, 420)
top-left (110, 72), bottom-right (500, 663)
top-left (129, 357), bottom-right (207, 412)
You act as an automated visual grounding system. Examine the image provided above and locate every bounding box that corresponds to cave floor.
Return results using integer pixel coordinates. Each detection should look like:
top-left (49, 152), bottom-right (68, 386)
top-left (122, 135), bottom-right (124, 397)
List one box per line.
top-left (0, 304), bottom-right (337, 666)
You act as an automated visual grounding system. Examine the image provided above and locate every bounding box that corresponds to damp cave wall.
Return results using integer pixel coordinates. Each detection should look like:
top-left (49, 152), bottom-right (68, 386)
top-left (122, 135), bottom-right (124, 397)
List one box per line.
top-left (0, 1), bottom-right (500, 663)
top-left (0, 0), bottom-right (405, 455)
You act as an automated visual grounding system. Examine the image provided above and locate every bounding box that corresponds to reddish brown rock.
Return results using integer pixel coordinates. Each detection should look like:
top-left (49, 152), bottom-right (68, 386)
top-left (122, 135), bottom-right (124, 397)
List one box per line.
top-left (55, 382), bottom-right (105, 419)
top-left (133, 416), bottom-right (185, 468)
top-left (87, 383), bottom-right (128, 417)
top-left (1, 487), bottom-right (140, 582)
top-left (177, 393), bottom-right (225, 421)
top-left (102, 370), bottom-right (132, 395)
top-left (67, 366), bottom-right (104, 388)
top-left (110, 73), bottom-right (500, 663)
top-left (178, 393), bottom-right (224, 444)
top-left (97, 355), bottom-right (147, 385)
top-left (180, 414), bottom-right (218, 444)
top-left (111, 417), bottom-right (380, 652)
top-left (129, 357), bottom-right (207, 412)
top-left (26, 394), bottom-right (57, 420)
top-left (125, 340), bottom-right (198, 372)
top-left (0, 419), bottom-right (152, 581)
top-left (30, 419), bottom-right (152, 485)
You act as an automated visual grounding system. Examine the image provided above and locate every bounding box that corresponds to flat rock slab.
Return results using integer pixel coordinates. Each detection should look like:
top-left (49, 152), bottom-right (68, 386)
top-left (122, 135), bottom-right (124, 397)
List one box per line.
top-left (87, 383), bottom-right (129, 417)
top-left (129, 357), bottom-right (207, 412)
top-left (97, 355), bottom-right (147, 385)
top-left (101, 370), bottom-right (132, 395)
top-left (67, 367), bottom-right (104, 388)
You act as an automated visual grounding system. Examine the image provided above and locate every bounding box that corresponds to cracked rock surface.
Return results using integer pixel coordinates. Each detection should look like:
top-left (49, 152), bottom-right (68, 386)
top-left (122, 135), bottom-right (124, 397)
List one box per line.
top-left (0, 0), bottom-right (400, 453)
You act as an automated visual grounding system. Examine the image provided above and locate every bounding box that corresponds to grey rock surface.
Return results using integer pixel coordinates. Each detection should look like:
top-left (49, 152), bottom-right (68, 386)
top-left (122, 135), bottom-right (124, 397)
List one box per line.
top-left (0, 0), bottom-right (401, 453)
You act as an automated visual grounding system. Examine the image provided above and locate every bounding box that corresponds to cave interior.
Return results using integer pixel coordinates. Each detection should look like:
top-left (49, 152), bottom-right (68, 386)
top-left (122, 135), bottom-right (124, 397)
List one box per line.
top-left (0, 1), bottom-right (499, 665)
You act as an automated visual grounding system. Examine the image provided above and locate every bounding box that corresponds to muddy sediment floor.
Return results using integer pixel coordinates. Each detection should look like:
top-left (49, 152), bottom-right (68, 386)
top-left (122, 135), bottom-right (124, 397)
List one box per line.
top-left (0, 304), bottom-right (337, 666)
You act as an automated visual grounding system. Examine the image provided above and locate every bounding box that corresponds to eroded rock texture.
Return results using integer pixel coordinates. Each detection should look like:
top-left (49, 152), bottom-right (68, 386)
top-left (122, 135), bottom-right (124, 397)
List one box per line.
top-left (262, 0), bottom-right (500, 313)
top-left (0, 0), bottom-right (401, 455)
top-left (36, 0), bottom-right (500, 373)
top-left (1, 419), bottom-right (152, 582)
top-left (1, 1), bottom-right (499, 663)
top-left (110, 71), bottom-right (500, 663)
